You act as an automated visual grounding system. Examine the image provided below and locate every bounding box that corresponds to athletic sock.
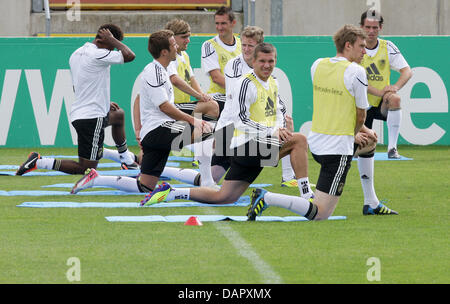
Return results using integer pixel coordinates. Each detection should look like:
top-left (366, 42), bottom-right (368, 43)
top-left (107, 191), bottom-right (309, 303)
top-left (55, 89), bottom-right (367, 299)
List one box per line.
top-left (281, 155), bottom-right (295, 181)
top-left (264, 192), bottom-right (318, 220)
top-left (93, 175), bottom-right (140, 192)
top-left (195, 138), bottom-right (215, 186)
top-left (161, 167), bottom-right (199, 185)
top-left (387, 109), bottom-right (402, 150)
top-left (103, 148), bottom-right (121, 163)
top-left (166, 188), bottom-right (190, 201)
top-left (357, 156), bottom-right (379, 208)
top-left (103, 148), bottom-right (136, 164)
top-left (36, 158), bottom-right (55, 170)
top-left (297, 177), bottom-right (314, 199)
top-left (116, 140), bottom-right (134, 165)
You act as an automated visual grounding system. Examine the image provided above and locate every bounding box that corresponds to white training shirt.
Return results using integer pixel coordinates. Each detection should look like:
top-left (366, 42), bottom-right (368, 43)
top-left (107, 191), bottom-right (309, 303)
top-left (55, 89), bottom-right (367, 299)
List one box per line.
top-left (307, 57), bottom-right (369, 156)
top-left (69, 42), bottom-right (124, 122)
top-left (365, 39), bottom-right (409, 72)
top-left (230, 72), bottom-right (287, 148)
top-left (215, 54), bottom-right (253, 130)
top-left (201, 35), bottom-right (240, 102)
top-left (139, 60), bottom-right (175, 140)
top-left (201, 35), bottom-right (240, 75)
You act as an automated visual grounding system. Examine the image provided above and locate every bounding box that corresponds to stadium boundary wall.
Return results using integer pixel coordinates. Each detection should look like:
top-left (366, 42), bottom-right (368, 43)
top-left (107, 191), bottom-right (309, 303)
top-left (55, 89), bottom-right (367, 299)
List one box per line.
top-left (0, 36), bottom-right (448, 148)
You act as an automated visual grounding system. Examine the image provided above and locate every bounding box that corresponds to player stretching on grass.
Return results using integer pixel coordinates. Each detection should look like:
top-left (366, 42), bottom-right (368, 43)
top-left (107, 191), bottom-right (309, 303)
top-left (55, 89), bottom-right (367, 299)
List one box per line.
top-left (141, 43), bottom-right (316, 221)
top-left (209, 25), bottom-right (297, 189)
top-left (16, 24), bottom-right (137, 176)
top-left (306, 24), bottom-right (396, 220)
top-left (71, 30), bottom-right (212, 194)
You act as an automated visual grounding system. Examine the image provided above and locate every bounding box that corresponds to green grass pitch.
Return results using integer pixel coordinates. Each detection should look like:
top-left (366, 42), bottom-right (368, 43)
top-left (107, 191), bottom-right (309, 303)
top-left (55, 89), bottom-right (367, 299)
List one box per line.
top-left (0, 145), bottom-right (448, 284)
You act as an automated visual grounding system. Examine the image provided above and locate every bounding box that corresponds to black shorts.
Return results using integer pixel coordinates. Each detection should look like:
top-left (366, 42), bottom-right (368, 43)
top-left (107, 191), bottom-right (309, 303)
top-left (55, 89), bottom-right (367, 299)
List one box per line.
top-left (365, 100), bottom-right (387, 129)
top-left (224, 137), bottom-right (281, 184)
top-left (140, 121), bottom-right (193, 177)
top-left (211, 124), bottom-right (234, 170)
top-left (175, 102), bottom-right (198, 115)
top-left (140, 121), bottom-right (213, 177)
top-left (312, 153), bottom-right (353, 196)
top-left (71, 116), bottom-right (109, 161)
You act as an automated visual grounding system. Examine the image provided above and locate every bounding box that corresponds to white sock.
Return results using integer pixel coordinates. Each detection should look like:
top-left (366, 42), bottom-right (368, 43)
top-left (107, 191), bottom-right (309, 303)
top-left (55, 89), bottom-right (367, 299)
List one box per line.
top-left (166, 188), bottom-right (190, 201)
top-left (119, 150), bottom-right (135, 165)
top-left (161, 167), bottom-right (199, 185)
top-left (387, 109), bottom-right (402, 150)
top-left (37, 158), bottom-right (55, 170)
top-left (281, 155), bottom-right (295, 181)
top-left (93, 175), bottom-right (140, 192)
top-left (195, 138), bottom-right (215, 186)
top-left (103, 148), bottom-right (121, 163)
top-left (357, 156), bottom-right (379, 208)
top-left (297, 177), bottom-right (314, 199)
top-left (264, 191), bottom-right (316, 218)
top-left (103, 148), bottom-right (135, 164)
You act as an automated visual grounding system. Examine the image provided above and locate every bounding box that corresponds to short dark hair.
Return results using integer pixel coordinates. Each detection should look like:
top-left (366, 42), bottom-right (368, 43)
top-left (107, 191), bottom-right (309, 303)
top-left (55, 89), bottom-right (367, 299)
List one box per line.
top-left (253, 43), bottom-right (277, 60)
top-left (96, 24), bottom-right (124, 41)
top-left (215, 6), bottom-right (235, 22)
top-left (360, 10), bottom-right (384, 26)
top-left (148, 29), bottom-right (174, 59)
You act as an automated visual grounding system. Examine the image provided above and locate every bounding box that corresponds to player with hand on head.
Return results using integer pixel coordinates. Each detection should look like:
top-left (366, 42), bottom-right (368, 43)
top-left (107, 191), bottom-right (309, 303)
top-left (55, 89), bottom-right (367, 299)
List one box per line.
top-left (16, 24), bottom-right (137, 176)
top-left (71, 30), bottom-right (213, 195)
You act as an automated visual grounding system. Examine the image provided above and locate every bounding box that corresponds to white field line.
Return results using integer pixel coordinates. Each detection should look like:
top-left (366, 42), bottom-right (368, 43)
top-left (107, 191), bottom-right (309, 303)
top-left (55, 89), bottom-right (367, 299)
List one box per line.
top-left (205, 207), bottom-right (283, 284)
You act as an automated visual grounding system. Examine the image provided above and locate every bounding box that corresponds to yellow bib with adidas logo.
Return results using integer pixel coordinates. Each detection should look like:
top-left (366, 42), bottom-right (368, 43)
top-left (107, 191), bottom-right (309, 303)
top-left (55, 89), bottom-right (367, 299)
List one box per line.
top-left (311, 58), bottom-right (356, 136)
top-left (234, 73), bottom-right (278, 137)
top-left (207, 36), bottom-right (242, 95)
top-left (173, 51), bottom-right (192, 104)
top-left (360, 39), bottom-right (390, 107)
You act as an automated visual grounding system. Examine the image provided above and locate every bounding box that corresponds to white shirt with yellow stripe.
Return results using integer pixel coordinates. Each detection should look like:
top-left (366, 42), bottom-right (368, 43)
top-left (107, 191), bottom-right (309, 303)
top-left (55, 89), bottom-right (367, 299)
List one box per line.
top-left (201, 35), bottom-right (242, 102)
top-left (308, 57), bottom-right (369, 155)
top-left (230, 71), bottom-right (286, 149)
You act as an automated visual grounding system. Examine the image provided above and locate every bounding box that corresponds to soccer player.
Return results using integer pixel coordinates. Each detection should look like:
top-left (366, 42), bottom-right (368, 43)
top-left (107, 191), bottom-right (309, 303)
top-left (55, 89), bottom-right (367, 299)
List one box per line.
top-left (360, 9), bottom-right (412, 159)
top-left (131, 19), bottom-right (220, 187)
top-left (210, 25), bottom-right (297, 189)
top-left (165, 19), bottom-right (219, 121)
top-left (71, 30), bottom-right (212, 194)
top-left (16, 24), bottom-right (137, 176)
top-left (305, 24), bottom-right (397, 220)
top-left (140, 43), bottom-right (315, 221)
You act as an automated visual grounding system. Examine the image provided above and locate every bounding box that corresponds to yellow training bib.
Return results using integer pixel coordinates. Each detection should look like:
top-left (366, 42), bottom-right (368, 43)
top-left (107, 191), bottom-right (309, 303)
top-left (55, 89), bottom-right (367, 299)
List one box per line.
top-left (360, 39), bottom-right (390, 107)
top-left (311, 58), bottom-right (356, 136)
top-left (234, 73), bottom-right (278, 137)
top-left (173, 51), bottom-right (193, 104)
top-left (207, 36), bottom-right (241, 95)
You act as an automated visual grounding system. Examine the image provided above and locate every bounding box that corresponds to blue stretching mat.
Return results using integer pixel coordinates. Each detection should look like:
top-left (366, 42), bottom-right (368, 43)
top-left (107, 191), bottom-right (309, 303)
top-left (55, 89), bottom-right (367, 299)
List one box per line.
top-left (353, 152), bottom-right (412, 161)
top-left (2, 190), bottom-right (146, 196)
top-left (0, 162), bottom-right (179, 170)
top-left (0, 170), bottom-right (168, 180)
top-left (40, 183), bottom-right (272, 189)
top-left (0, 169), bottom-right (140, 176)
top-left (17, 196), bottom-right (250, 208)
top-left (42, 155), bottom-right (194, 162)
top-left (105, 214), bottom-right (347, 222)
